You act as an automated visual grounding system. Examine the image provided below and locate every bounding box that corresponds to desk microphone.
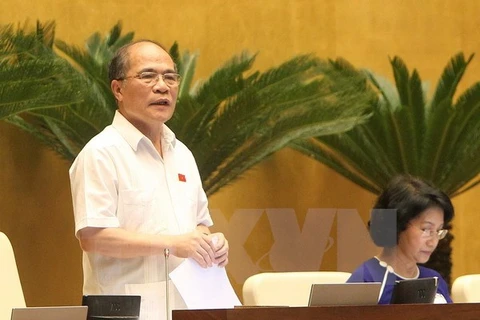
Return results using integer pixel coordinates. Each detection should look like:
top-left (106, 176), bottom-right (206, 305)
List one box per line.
top-left (378, 261), bottom-right (393, 302)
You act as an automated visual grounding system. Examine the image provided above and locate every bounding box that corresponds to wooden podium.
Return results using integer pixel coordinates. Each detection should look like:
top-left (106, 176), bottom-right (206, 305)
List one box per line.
top-left (173, 303), bottom-right (480, 320)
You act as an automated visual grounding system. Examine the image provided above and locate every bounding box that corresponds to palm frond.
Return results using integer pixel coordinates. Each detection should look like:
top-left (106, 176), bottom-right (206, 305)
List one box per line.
top-left (292, 52), bottom-right (480, 199)
top-left (170, 43), bottom-right (198, 101)
top-left (437, 82), bottom-right (480, 194)
top-left (430, 53), bottom-right (474, 107)
top-left (421, 53), bottom-right (474, 181)
top-left (5, 114), bottom-right (77, 160)
top-left (0, 20), bottom-right (116, 161)
top-left (54, 23), bottom-right (132, 130)
top-left (0, 60), bottom-right (83, 119)
top-left (291, 137), bottom-right (383, 194)
top-left (188, 56), bottom-right (375, 195)
top-left (0, 22), bottom-right (84, 120)
top-left (170, 52), bottom-right (257, 147)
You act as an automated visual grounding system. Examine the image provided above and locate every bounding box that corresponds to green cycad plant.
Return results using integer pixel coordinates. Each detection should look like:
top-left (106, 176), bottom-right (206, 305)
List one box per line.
top-left (1, 20), bottom-right (375, 196)
top-left (0, 21), bottom-right (133, 159)
top-left (291, 53), bottom-right (480, 284)
top-left (168, 47), bottom-right (376, 195)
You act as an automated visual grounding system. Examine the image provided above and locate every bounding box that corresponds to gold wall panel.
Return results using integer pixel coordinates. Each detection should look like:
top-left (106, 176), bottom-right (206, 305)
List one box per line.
top-left (1, 0), bottom-right (479, 306)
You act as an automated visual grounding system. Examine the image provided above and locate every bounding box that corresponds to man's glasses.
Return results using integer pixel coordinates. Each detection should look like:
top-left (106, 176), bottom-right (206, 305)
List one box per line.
top-left (119, 72), bottom-right (181, 87)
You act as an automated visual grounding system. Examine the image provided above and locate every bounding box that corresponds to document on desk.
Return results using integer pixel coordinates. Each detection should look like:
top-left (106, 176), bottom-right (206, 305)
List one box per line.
top-left (169, 258), bottom-right (242, 309)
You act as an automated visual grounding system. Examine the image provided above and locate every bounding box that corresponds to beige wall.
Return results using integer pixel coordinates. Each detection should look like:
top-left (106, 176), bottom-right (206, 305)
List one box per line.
top-left (1, 0), bottom-right (480, 306)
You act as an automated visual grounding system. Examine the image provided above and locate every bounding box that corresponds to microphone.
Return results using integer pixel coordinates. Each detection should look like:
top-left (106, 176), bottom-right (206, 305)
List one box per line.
top-left (164, 248), bottom-right (171, 320)
top-left (378, 261), bottom-right (393, 302)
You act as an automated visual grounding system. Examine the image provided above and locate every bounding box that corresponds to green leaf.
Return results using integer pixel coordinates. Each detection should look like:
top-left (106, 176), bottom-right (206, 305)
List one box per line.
top-left (293, 52), bottom-right (480, 198)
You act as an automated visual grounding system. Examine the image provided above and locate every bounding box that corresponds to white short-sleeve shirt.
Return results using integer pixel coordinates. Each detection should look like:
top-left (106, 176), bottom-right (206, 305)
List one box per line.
top-left (69, 111), bottom-right (213, 304)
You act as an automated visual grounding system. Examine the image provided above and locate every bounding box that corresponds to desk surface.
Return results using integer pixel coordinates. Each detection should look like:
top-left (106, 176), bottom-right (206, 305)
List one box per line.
top-left (173, 303), bottom-right (480, 320)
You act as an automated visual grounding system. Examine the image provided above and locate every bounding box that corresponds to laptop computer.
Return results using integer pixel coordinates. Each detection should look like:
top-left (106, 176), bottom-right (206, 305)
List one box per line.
top-left (390, 277), bottom-right (438, 304)
top-left (308, 283), bottom-right (382, 306)
top-left (82, 295), bottom-right (141, 320)
top-left (11, 306), bottom-right (88, 320)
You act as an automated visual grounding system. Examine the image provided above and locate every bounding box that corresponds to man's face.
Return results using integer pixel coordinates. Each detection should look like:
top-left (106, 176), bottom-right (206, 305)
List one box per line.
top-left (111, 42), bottom-right (178, 130)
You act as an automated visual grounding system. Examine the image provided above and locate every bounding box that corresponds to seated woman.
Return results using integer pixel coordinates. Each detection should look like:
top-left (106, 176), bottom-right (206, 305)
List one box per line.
top-left (347, 175), bottom-right (454, 304)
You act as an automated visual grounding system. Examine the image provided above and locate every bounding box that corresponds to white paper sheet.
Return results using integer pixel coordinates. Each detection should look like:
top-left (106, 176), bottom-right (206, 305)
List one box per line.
top-left (169, 258), bottom-right (242, 309)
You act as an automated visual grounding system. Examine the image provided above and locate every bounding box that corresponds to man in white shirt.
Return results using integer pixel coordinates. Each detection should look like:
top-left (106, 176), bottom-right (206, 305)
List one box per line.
top-left (69, 40), bottom-right (229, 317)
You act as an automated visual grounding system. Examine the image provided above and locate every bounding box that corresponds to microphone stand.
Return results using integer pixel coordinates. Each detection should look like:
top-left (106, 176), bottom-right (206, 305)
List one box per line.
top-left (378, 261), bottom-right (393, 303)
top-left (164, 249), bottom-right (171, 320)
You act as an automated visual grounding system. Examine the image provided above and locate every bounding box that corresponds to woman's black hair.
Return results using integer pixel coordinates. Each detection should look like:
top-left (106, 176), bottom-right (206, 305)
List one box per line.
top-left (369, 175), bottom-right (454, 247)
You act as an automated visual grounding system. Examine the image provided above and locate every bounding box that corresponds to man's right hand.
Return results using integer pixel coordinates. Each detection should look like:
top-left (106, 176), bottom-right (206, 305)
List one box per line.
top-left (169, 230), bottom-right (216, 268)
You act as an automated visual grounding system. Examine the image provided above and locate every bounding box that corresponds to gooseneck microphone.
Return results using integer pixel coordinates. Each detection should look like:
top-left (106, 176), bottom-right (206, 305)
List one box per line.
top-left (378, 261), bottom-right (394, 302)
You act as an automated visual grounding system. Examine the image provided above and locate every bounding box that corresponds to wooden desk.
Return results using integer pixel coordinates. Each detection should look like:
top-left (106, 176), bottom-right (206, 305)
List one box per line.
top-left (173, 303), bottom-right (480, 320)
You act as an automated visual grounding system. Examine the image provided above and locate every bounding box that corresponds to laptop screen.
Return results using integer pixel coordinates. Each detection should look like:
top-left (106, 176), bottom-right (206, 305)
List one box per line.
top-left (11, 306), bottom-right (88, 320)
top-left (308, 282), bottom-right (381, 306)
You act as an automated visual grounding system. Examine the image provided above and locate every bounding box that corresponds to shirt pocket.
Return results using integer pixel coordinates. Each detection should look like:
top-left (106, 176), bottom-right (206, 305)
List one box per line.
top-left (172, 181), bottom-right (198, 230)
top-left (119, 188), bottom-right (167, 233)
top-left (176, 181), bottom-right (197, 204)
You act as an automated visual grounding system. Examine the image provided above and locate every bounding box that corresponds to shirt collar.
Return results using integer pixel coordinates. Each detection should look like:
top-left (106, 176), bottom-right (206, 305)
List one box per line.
top-left (112, 110), bottom-right (176, 151)
top-left (162, 122), bottom-right (177, 148)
